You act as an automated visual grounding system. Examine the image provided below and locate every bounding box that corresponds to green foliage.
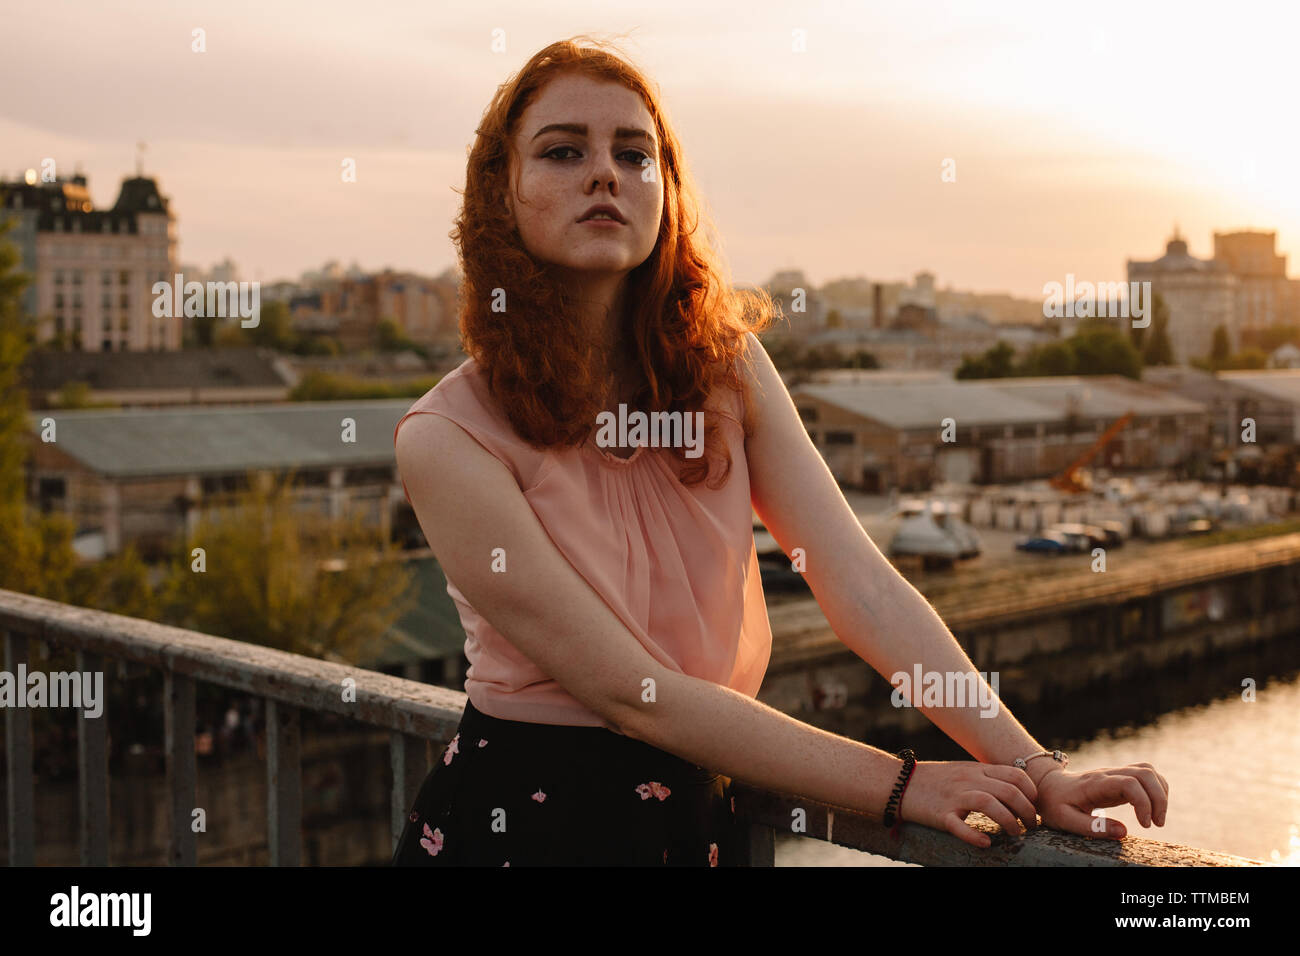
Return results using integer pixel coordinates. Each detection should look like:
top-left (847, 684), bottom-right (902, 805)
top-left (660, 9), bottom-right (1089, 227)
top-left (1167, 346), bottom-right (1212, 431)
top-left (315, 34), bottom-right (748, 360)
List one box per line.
top-left (956, 341), bottom-right (1015, 379)
top-left (1227, 347), bottom-right (1268, 370)
top-left (1130, 292), bottom-right (1174, 366)
top-left (1210, 325), bottom-right (1232, 369)
top-left (377, 316), bottom-right (422, 352)
top-left (0, 211), bottom-right (417, 665)
top-left (1240, 322), bottom-right (1300, 353)
top-left (959, 322), bottom-right (1141, 380)
top-left (153, 469), bottom-right (416, 662)
top-left (755, 332), bottom-right (879, 373)
top-left (288, 369), bottom-right (440, 401)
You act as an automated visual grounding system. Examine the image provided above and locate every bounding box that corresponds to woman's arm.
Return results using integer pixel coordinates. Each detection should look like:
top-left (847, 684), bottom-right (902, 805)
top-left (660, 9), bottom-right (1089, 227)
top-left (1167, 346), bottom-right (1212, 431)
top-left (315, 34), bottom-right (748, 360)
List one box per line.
top-left (737, 332), bottom-right (1168, 835)
top-left (396, 410), bottom-right (1037, 843)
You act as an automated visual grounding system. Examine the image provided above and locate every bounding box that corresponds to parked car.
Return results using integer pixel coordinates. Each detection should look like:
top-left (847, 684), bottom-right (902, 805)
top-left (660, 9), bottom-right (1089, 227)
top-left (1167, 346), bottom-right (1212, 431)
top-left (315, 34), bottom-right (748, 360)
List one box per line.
top-left (1096, 520), bottom-right (1126, 548)
top-left (1045, 522), bottom-right (1107, 553)
top-left (1016, 531), bottom-right (1070, 554)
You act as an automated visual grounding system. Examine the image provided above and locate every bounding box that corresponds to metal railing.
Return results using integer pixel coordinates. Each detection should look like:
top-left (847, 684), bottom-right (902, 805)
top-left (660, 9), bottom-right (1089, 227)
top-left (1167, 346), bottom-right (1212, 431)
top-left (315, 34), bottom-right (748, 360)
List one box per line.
top-left (1, 588), bottom-right (1264, 866)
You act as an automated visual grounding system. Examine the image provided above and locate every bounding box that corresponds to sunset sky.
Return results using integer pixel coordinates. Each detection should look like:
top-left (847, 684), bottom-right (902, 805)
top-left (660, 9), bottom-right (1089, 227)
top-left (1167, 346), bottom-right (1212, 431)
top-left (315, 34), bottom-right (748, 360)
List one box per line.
top-left (3, 0), bottom-right (1297, 299)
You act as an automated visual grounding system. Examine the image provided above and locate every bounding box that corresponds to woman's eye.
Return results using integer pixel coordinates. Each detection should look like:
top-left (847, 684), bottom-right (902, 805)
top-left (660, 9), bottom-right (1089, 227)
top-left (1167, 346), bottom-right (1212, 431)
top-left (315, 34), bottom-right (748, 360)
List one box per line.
top-left (542, 146), bottom-right (653, 165)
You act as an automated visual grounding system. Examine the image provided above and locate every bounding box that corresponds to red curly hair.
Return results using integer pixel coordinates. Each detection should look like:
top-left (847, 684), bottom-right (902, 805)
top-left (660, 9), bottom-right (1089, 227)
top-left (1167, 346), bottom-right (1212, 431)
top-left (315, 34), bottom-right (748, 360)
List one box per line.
top-left (450, 35), bottom-right (779, 489)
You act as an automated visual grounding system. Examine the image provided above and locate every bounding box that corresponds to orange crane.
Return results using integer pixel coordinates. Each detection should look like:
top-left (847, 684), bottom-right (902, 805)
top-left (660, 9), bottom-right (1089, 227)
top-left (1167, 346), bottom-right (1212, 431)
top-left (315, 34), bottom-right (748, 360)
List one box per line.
top-left (1049, 410), bottom-right (1135, 493)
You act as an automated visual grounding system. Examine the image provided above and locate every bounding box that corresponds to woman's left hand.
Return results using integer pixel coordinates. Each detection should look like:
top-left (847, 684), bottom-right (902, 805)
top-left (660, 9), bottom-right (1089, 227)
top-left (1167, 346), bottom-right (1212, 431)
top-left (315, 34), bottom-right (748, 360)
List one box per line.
top-left (1032, 763), bottom-right (1169, 839)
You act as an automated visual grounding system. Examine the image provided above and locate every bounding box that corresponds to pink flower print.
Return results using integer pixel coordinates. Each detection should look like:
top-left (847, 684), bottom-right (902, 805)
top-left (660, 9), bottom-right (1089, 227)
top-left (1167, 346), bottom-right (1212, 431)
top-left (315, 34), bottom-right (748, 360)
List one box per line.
top-left (408, 811), bottom-right (418, 823)
top-left (531, 789), bottom-right (547, 803)
top-left (635, 781), bottom-right (671, 801)
top-left (478, 738), bottom-right (488, 748)
top-left (503, 861), bottom-right (510, 867)
top-left (443, 733), bottom-right (460, 765)
top-left (420, 822), bottom-right (444, 857)
top-left (708, 842), bottom-right (718, 867)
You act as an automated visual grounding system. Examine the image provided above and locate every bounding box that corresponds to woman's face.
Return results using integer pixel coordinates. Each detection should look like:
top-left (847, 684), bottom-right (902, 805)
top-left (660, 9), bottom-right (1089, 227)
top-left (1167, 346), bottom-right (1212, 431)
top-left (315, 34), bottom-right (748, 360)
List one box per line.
top-left (507, 72), bottom-right (664, 280)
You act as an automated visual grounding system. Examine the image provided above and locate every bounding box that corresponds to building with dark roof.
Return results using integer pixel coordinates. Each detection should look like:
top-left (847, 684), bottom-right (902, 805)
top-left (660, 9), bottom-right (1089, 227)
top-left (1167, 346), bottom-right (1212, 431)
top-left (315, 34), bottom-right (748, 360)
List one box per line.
top-left (790, 374), bottom-right (1209, 490)
top-left (1, 168), bottom-right (179, 352)
top-left (23, 398), bottom-right (426, 559)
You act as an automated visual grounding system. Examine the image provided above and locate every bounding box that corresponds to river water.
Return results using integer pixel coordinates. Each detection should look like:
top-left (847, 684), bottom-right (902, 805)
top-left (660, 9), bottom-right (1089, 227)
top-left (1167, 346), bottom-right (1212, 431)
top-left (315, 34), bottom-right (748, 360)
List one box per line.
top-left (775, 665), bottom-right (1300, 866)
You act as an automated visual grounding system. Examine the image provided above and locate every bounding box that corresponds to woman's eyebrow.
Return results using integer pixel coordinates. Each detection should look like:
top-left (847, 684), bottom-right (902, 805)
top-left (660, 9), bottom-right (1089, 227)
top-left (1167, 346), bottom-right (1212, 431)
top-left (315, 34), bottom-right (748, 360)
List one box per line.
top-left (530, 122), bottom-right (656, 147)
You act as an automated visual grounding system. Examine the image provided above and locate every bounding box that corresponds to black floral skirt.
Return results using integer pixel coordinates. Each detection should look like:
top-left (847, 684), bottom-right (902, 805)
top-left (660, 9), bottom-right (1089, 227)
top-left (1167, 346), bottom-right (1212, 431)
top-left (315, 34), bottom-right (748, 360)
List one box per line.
top-left (391, 698), bottom-right (744, 866)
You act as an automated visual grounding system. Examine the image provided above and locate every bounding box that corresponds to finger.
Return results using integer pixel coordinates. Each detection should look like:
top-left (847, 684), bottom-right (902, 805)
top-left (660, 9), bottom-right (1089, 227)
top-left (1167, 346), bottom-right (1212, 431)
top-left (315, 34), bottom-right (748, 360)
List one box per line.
top-left (966, 791), bottom-right (1024, 838)
top-left (944, 813), bottom-right (992, 848)
top-left (1116, 767), bottom-right (1168, 826)
top-left (1131, 763), bottom-right (1170, 795)
top-left (981, 778), bottom-right (1038, 829)
top-left (1113, 774), bottom-right (1155, 827)
top-left (1053, 805), bottom-right (1127, 840)
top-left (982, 764), bottom-right (1038, 802)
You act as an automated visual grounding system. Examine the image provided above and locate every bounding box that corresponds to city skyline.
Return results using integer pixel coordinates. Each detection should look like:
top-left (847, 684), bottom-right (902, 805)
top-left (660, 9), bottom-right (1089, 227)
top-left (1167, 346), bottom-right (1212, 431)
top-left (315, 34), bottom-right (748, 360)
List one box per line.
top-left (4, 1), bottom-right (1298, 300)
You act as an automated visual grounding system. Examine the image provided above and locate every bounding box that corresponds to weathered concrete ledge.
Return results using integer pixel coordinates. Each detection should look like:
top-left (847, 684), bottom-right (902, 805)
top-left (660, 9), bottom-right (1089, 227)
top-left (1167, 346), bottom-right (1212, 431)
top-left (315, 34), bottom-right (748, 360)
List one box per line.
top-left (731, 783), bottom-right (1267, 866)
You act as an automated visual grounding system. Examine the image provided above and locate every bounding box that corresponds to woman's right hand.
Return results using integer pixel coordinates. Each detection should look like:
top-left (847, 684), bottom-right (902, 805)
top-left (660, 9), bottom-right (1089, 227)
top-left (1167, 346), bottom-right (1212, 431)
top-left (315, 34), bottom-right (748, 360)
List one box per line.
top-left (898, 761), bottom-right (1039, 847)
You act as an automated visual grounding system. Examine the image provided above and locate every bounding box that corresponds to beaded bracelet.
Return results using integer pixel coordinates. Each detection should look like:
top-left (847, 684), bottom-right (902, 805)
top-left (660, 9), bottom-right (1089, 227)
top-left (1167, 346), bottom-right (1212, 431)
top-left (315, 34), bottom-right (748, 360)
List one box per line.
top-left (882, 748), bottom-right (916, 834)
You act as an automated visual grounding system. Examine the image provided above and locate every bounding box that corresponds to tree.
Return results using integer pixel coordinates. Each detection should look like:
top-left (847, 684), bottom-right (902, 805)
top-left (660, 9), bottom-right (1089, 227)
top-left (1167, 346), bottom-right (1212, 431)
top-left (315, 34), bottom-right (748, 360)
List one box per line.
top-left (0, 208), bottom-right (31, 507)
top-left (847, 348), bottom-right (878, 369)
top-left (1070, 321), bottom-right (1142, 378)
top-left (1022, 341), bottom-right (1075, 376)
top-left (1224, 347), bottom-right (1268, 370)
top-left (213, 299), bottom-right (295, 350)
top-left (377, 317), bottom-right (419, 352)
top-left (154, 469), bottom-right (416, 662)
top-left (956, 324), bottom-right (1140, 380)
top-left (0, 204), bottom-right (155, 605)
top-left (956, 341), bottom-right (1016, 379)
top-left (1142, 294), bottom-right (1174, 366)
top-left (1209, 324), bottom-right (1231, 371)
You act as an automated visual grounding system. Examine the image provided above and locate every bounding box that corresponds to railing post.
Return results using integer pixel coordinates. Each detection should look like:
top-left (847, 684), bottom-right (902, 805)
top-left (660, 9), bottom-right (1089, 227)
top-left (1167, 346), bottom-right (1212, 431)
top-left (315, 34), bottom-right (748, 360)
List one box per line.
top-left (164, 671), bottom-right (197, 865)
top-left (390, 732), bottom-right (429, 854)
top-left (266, 698), bottom-right (302, 866)
top-left (76, 648), bottom-right (109, 866)
top-left (4, 631), bottom-right (35, 866)
top-left (741, 824), bottom-right (776, 866)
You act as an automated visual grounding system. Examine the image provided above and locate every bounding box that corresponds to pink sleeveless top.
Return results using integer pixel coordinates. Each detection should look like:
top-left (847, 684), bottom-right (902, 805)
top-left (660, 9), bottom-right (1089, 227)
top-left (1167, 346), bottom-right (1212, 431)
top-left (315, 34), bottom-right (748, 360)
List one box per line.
top-left (394, 357), bottom-right (772, 729)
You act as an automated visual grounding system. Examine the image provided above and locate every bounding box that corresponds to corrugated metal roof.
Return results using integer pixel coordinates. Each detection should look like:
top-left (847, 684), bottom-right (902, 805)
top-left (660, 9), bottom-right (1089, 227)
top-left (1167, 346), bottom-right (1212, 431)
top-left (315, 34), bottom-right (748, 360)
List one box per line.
top-left (792, 374), bottom-right (1206, 430)
top-left (791, 381), bottom-right (1055, 429)
top-left (1219, 370), bottom-right (1300, 403)
top-left (982, 376), bottom-right (1206, 417)
top-left (26, 398), bottom-right (421, 478)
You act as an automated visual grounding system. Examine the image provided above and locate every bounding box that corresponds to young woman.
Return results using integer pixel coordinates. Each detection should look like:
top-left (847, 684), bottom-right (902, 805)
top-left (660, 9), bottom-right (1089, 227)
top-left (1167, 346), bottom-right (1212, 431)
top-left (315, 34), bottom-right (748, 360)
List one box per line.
top-left (391, 36), bottom-right (1168, 867)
